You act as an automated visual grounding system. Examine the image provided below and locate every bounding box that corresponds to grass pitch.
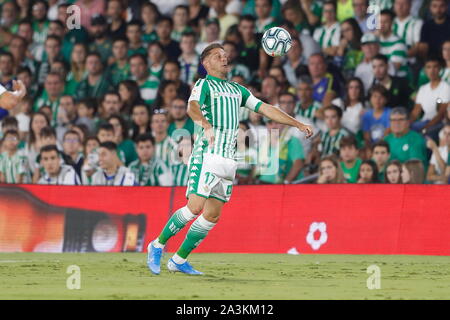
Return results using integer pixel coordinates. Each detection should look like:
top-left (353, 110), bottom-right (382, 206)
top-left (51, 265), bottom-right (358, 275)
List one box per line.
top-left (0, 253), bottom-right (449, 300)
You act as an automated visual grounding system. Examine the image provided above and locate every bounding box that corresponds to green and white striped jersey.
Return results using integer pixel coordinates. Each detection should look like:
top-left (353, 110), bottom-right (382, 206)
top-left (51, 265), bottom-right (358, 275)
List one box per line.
top-left (137, 74), bottom-right (160, 106)
top-left (171, 162), bottom-right (189, 186)
top-left (128, 158), bottom-right (172, 186)
top-left (0, 151), bottom-right (28, 183)
top-left (319, 127), bottom-right (352, 156)
top-left (189, 75), bottom-right (263, 159)
top-left (294, 101), bottom-right (321, 120)
top-left (393, 16), bottom-right (423, 48)
top-left (313, 22), bottom-right (341, 49)
top-left (379, 34), bottom-right (408, 77)
top-left (155, 136), bottom-right (178, 167)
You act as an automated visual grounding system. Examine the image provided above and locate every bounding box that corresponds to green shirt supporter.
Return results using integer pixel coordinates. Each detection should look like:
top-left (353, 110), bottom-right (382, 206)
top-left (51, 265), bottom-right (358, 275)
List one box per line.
top-left (171, 26), bottom-right (194, 42)
top-left (340, 158), bottom-right (362, 183)
top-left (0, 151), bottom-right (29, 183)
top-left (138, 74), bottom-right (160, 106)
top-left (258, 133), bottom-right (305, 184)
top-left (142, 30), bottom-right (158, 44)
top-left (168, 117), bottom-right (195, 138)
top-left (75, 75), bottom-right (112, 100)
top-left (33, 90), bottom-right (61, 125)
top-left (417, 67), bottom-right (450, 87)
top-left (377, 165), bottom-right (387, 183)
top-left (89, 40), bottom-right (112, 64)
top-left (106, 62), bottom-right (131, 87)
top-left (65, 70), bottom-right (87, 96)
top-left (242, 0), bottom-right (282, 22)
top-left (128, 158), bottom-right (172, 186)
top-left (118, 139), bottom-right (138, 166)
top-left (128, 46), bottom-right (147, 57)
top-left (171, 162), bottom-right (189, 186)
top-left (384, 130), bottom-right (427, 166)
top-left (62, 28), bottom-right (90, 63)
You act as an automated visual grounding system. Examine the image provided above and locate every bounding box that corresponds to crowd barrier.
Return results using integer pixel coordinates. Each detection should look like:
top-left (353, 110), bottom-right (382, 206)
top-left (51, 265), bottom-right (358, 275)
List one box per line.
top-left (0, 184), bottom-right (448, 255)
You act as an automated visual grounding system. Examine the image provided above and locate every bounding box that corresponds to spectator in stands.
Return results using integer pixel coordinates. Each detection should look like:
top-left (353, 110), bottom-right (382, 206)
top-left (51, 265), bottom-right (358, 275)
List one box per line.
top-left (261, 76), bottom-right (280, 106)
top-left (332, 77), bottom-right (366, 136)
top-left (128, 133), bottom-right (173, 186)
top-left (283, 38), bottom-right (309, 88)
top-left (17, 67), bottom-right (38, 100)
top-left (106, 0), bottom-right (126, 39)
top-left (56, 95), bottom-right (78, 140)
top-left (107, 37), bottom-right (131, 88)
top-left (235, 121), bottom-right (257, 185)
top-left (151, 109), bottom-right (178, 167)
top-left (154, 80), bottom-right (179, 111)
top-left (362, 84), bottom-right (392, 146)
top-left (384, 107), bottom-right (428, 166)
top-left (0, 130), bottom-right (28, 184)
top-left (211, 0), bottom-right (238, 39)
top-left (108, 115), bottom-right (138, 166)
top-left (76, 52), bottom-right (112, 100)
top-left (335, 18), bottom-right (363, 78)
top-left (295, 77), bottom-right (322, 133)
top-left (417, 39), bottom-right (450, 87)
top-left (371, 140), bottom-right (391, 182)
top-left (310, 105), bottom-right (352, 163)
top-left (178, 32), bottom-right (200, 86)
top-left (371, 54), bottom-right (413, 110)
top-left (188, 0), bottom-right (210, 32)
top-left (196, 18), bottom-right (221, 55)
top-left (126, 20), bottom-right (147, 57)
top-left (129, 54), bottom-right (160, 106)
top-left (255, 0), bottom-right (278, 33)
top-left (155, 16), bottom-right (182, 61)
top-left (81, 136), bottom-right (100, 184)
top-left (411, 57), bottom-right (450, 138)
top-left (426, 124), bottom-right (450, 184)
top-left (313, 0), bottom-right (341, 56)
top-left (130, 104), bottom-right (152, 141)
top-left (393, 0), bottom-right (423, 61)
top-left (118, 80), bottom-right (143, 115)
top-left (402, 159), bottom-right (425, 183)
top-left (339, 135), bottom-right (362, 183)
top-left (223, 41), bottom-right (251, 83)
top-left (9, 36), bottom-right (35, 78)
top-left (24, 112), bottom-right (50, 174)
top-left (75, 98), bottom-right (98, 135)
top-left (385, 160), bottom-right (403, 184)
top-left (62, 130), bottom-right (84, 179)
top-left (269, 66), bottom-right (293, 94)
top-left (76, 0), bottom-right (106, 30)
top-left (34, 72), bottom-right (64, 125)
top-left (308, 53), bottom-right (341, 108)
top-left (162, 60), bottom-right (191, 100)
top-left (353, 0), bottom-right (370, 33)
top-left (357, 159), bottom-right (379, 183)
top-left (172, 5), bottom-right (193, 42)
top-left (38, 144), bottom-right (80, 185)
top-left (99, 92), bottom-right (122, 121)
top-left (141, 2), bottom-right (160, 45)
top-left (88, 14), bottom-right (112, 64)
top-left (90, 141), bottom-right (136, 186)
top-left (65, 43), bottom-right (87, 96)
top-left (418, 0), bottom-right (450, 59)
top-left (377, 9), bottom-right (409, 77)
top-left (31, 0), bottom-right (50, 62)
top-left (37, 35), bottom-right (62, 85)
top-left (237, 15), bottom-right (261, 75)
top-left (168, 97), bottom-right (195, 138)
top-left (317, 155), bottom-right (346, 184)
top-left (148, 41), bottom-right (166, 80)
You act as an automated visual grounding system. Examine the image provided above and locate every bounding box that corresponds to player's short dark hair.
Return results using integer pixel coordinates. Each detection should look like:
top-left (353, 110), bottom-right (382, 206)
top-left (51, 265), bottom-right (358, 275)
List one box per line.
top-left (98, 123), bottom-right (115, 133)
top-left (372, 140), bottom-right (390, 153)
top-left (136, 133), bottom-right (155, 145)
top-left (40, 144), bottom-right (59, 156)
top-left (99, 141), bottom-right (117, 151)
top-left (372, 54), bottom-right (389, 64)
top-left (40, 126), bottom-right (57, 138)
top-left (200, 43), bottom-right (224, 64)
top-left (339, 135), bottom-right (358, 149)
top-left (2, 116), bottom-right (18, 128)
top-left (323, 105), bottom-right (343, 119)
top-left (3, 129), bottom-right (19, 139)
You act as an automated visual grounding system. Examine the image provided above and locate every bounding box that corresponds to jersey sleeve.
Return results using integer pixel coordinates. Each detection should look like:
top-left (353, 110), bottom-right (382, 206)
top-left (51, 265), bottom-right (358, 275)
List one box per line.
top-left (236, 83), bottom-right (263, 113)
top-left (188, 79), bottom-right (209, 106)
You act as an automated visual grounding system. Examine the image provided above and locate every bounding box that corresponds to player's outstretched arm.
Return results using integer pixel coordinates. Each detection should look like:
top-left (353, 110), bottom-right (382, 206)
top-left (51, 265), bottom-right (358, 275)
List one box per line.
top-left (0, 80), bottom-right (27, 110)
top-left (187, 100), bottom-right (215, 147)
top-left (258, 103), bottom-right (313, 139)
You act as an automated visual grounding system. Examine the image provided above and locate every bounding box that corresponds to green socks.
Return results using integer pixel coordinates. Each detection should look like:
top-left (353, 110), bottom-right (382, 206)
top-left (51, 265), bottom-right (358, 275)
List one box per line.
top-left (175, 214), bottom-right (216, 260)
top-left (157, 206), bottom-right (196, 246)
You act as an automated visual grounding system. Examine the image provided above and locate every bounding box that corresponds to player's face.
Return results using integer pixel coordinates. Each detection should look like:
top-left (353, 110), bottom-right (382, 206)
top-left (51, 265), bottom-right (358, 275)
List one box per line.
top-left (41, 151), bottom-right (61, 175)
top-left (137, 141), bottom-right (154, 162)
top-left (98, 130), bottom-right (115, 143)
top-left (205, 48), bottom-right (229, 76)
top-left (340, 146), bottom-right (358, 162)
top-left (372, 147), bottom-right (389, 166)
top-left (359, 164), bottom-right (374, 181)
top-left (425, 61), bottom-right (441, 81)
top-left (386, 164), bottom-right (401, 183)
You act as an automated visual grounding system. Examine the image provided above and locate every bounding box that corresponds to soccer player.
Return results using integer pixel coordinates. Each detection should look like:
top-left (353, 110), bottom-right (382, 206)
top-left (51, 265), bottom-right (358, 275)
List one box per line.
top-left (147, 43), bottom-right (313, 275)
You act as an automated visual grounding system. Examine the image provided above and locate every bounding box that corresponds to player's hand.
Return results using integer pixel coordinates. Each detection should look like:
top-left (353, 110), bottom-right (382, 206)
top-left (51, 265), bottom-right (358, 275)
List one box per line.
top-left (297, 123), bottom-right (313, 139)
top-left (204, 125), bottom-right (215, 147)
top-left (12, 80), bottom-right (26, 99)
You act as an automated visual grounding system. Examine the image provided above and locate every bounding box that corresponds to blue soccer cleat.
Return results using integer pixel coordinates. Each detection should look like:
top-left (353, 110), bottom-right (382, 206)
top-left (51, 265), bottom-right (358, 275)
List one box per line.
top-left (147, 241), bottom-right (163, 275)
top-left (167, 258), bottom-right (204, 275)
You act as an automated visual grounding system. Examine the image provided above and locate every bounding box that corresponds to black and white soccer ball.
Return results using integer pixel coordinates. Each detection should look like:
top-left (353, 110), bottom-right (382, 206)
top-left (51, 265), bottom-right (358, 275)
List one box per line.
top-left (261, 27), bottom-right (292, 57)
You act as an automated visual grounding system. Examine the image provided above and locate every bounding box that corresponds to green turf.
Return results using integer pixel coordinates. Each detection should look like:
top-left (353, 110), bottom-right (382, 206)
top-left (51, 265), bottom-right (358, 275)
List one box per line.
top-left (0, 253), bottom-right (449, 300)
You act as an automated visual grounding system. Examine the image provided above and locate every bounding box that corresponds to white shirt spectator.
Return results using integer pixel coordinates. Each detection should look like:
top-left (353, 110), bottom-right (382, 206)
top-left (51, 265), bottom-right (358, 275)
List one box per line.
top-left (415, 80), bottom-right (450, 121)
top-left (430, 145), bottom-right (448, 175)
top-left (332, 98), bottom-right (366, 134)
top-left (150, 0), bottom-right (188, 16)
top-left (38, 164), bottom-right (81, 185)
top-left (90, 166), bottom-right (136, 186)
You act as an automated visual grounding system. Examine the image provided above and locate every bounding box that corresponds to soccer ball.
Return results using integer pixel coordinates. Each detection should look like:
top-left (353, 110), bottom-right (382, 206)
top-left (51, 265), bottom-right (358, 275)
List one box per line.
top-left (261, 27), bottom-right (292, 57)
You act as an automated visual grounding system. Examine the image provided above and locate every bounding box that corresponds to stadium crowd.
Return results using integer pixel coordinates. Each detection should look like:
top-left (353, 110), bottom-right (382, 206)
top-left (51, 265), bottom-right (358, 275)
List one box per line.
top-left (0, 0), bottom-right (449, 186)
